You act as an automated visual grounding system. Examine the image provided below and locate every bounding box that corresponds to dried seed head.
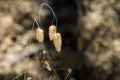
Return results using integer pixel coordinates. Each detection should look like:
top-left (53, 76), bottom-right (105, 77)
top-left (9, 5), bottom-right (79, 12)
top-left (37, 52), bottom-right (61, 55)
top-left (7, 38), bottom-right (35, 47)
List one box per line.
top-left (43, 50), bottom-right (46, 54)
top-left (49, 25), bottom-right (57, 41)
top-left (53, 33), bottom-right (62, 52)
top-left (64, 68), bottom-right (72, 80)
top-left (26, 77), bottom-right (32, 80)
top-left (44, 60), bottom-right (52, 71)
top-left (36, 28), bottom-right (44, 43)
top-left (68, 68), bottom-right (72, 73)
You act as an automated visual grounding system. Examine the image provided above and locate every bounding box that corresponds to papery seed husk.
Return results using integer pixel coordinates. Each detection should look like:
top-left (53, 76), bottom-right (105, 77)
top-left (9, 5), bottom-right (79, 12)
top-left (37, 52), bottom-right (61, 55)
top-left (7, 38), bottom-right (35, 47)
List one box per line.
top-left (68, 68), bottom-right (72, 73)
top-left (36, 28), bottom-right (44, 43)
top-left (53, 33), bottom-right (62, 52)
top-left (44, 60), bottom-right (52, 71)
top-left (49, 25), bottom-right (57, 41)
top-left (26, 77), bottom-right (33, 80)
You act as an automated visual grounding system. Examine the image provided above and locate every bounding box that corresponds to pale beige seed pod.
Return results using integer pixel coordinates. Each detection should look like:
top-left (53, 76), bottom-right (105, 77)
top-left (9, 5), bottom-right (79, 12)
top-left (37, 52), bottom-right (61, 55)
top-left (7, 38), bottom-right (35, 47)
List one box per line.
top-left (36, 28), bottom-right (44, 43)
top-left (68, 68), bottom-right (72, 73)
top-left (53, 33), bottom-right (62, 52)
top-left (49, 25), bottom-right (57, 41)
top-left (44, 60), bottom-right (52, 71)
top-left (26, 77), bottom-right (32, 80)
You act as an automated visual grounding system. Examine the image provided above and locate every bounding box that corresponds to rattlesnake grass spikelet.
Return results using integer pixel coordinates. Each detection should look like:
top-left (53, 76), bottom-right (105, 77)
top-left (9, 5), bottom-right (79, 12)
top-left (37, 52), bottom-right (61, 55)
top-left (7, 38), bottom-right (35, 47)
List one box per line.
top-left (26, 77), bottom-right (33, 80)
top-left (49, 25), bottom-right (57, 41)
top-left (36, 28), bottom-right (44, 43)
top-left (53, 33), bottom-right (62, 52)
top-left (34, 18), bottom-right (44, 43)
top-left (44, 60), bottom-right (52, 71)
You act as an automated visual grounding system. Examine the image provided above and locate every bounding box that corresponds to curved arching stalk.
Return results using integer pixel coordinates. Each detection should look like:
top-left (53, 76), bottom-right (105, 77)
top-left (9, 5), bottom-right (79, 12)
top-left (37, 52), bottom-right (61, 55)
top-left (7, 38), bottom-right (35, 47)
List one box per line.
top-left (39, 3), bottom-right (58, 27)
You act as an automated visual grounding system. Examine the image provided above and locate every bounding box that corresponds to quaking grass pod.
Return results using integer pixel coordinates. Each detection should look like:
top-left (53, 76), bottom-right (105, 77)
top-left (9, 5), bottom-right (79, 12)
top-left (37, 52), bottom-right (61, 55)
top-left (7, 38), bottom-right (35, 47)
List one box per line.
top-left (36, 28), bottom-right (44, 43)
top-left (53, 33), bottom-right (62, 52)
top-left (26, 77), bottom-right (33, 80)
top-left (49, 25), bottom-right (57, 41)
top-left (44, 60), bottom-right (52, 71)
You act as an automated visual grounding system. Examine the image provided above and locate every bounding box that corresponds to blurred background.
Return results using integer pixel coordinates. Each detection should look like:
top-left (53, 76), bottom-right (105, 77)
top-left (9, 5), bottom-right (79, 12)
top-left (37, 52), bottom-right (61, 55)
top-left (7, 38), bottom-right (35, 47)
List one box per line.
top-left (0, 0), bottom-right (120, 80)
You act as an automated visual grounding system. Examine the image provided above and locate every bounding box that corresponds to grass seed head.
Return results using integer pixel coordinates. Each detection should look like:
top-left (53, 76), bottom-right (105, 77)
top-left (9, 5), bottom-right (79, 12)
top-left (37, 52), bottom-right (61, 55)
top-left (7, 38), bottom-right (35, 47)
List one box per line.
top-left (49, 25), bottom-right (57, 41)
top-left (26, 77), bottom-right (33, 80)
top-left (53, 33), bottom-right (62, 53)
top-left (44, 60), bottom-right (52, 71)
top-left (68, 68), bottom-right (72, 73)
top-left (36, 28), bottom-right (44, 43)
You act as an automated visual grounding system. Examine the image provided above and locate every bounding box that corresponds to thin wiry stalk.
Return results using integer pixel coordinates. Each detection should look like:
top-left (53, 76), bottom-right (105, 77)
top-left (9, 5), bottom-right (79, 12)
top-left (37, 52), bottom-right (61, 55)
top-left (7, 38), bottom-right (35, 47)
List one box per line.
top-left (12, 71), bottom-right (27, 80)
top-left (34, 18), bottom-right (40, 28)
top-left (39, 3), bottom-right (58, 27)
